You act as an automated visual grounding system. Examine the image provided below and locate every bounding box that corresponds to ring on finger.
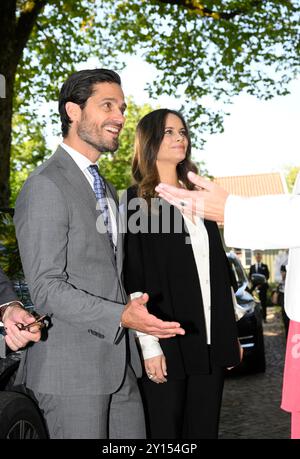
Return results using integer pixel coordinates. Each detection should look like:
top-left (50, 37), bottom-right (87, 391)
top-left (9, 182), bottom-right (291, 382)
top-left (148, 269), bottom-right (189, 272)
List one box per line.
top-left (180, 200), bottom-right (186, 213)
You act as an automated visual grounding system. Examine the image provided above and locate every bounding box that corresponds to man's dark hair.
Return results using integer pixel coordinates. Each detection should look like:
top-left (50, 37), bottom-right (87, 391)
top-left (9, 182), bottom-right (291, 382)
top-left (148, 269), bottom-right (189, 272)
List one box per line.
top-left (59, 69), bottom-right (121, 137)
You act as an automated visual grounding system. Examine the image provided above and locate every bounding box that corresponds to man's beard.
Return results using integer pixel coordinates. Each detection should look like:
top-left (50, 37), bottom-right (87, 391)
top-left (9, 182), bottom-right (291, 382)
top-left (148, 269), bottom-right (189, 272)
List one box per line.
top-left (77, 120), bottom-right (119, 153)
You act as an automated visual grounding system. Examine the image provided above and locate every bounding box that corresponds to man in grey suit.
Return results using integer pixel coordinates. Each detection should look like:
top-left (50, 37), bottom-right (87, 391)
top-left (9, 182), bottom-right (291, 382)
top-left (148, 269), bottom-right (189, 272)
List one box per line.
top-left (0, 267), bottom-right (41, 350)
top-left (14, 69), bottom-right (185, 439)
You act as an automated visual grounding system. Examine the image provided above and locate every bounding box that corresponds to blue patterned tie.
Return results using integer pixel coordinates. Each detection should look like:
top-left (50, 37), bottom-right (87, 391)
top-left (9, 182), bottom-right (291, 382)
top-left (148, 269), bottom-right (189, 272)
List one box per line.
top-left (88, 165), bottom-right (114, 249)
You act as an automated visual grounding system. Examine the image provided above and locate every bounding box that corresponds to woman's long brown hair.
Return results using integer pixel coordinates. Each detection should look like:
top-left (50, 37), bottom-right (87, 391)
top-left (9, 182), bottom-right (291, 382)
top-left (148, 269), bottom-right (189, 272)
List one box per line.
top-left (132, 109), bottom-right (198, 206)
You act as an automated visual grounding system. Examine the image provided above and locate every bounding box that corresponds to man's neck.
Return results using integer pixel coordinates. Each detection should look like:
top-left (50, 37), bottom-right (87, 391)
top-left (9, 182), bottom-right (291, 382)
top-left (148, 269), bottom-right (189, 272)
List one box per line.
top-left (63, 138), bottom-right (101, 163)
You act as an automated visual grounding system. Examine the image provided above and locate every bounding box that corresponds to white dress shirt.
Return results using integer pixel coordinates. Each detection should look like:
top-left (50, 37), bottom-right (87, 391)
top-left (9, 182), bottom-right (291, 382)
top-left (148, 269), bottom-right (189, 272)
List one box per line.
top-left (183, 215), bottom-right (211, 344)
top-left (134, 214), bottom-right (211, 360)
top-left (61, 143), bottom-right (117, 246)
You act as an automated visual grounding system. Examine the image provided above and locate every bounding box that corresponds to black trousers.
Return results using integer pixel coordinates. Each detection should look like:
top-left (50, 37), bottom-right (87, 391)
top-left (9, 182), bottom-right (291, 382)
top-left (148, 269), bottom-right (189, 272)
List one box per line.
top-left (139, 365), bottom-right (224, 439)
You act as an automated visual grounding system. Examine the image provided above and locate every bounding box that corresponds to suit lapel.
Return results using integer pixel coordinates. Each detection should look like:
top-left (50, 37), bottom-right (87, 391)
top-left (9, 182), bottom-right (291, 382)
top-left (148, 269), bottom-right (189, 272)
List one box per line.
top-left (105, 180), bottom-right (124, 278)
top-left (54, 147), bottom-right (117, 268)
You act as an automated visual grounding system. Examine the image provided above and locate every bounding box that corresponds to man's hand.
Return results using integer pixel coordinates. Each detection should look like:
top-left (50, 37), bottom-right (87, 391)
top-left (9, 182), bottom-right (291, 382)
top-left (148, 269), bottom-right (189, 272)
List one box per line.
top-left (155, 171), bottom-right (229, 223)
top-left (2, 304), bottom-right (41, 351)
top-left (121, 293), bottom-right (185, 339)
top-left (144, 354), bottom-right (167, 384)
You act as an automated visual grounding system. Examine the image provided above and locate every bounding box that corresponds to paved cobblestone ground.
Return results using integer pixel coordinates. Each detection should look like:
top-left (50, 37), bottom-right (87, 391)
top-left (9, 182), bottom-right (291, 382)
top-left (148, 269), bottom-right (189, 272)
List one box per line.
top-left (219, 307), bottom-right (290, 439)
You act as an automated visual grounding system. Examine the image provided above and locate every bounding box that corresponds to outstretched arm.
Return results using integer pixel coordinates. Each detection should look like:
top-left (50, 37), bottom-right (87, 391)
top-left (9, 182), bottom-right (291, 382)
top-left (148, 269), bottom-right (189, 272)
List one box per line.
top-left (156, 171), bottom-right (300, 249)
top-left (156, 171), bottom-right (228, 222)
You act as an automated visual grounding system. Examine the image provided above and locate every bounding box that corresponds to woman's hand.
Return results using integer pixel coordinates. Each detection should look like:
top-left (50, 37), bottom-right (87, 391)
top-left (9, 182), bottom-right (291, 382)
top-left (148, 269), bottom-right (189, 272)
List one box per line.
top-left (227, 340), bottom-right (243, 370)
top-left (144, 354), bottom-right (167, 384)
top-left (239, 341), bottom-right (244, 362)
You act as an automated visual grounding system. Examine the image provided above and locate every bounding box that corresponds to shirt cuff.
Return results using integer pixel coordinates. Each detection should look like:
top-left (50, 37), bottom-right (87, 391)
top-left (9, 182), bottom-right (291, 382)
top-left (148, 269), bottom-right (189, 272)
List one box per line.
top-left (138, 334), bottom-right (163, 360)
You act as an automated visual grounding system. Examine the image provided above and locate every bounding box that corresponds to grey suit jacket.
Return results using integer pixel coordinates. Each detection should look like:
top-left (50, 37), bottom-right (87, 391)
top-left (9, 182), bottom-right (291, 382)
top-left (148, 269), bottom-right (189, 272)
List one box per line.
top-left (0, 268), bottom-right (18, 306)
top-left (14, 146), bottom-right (141, 395)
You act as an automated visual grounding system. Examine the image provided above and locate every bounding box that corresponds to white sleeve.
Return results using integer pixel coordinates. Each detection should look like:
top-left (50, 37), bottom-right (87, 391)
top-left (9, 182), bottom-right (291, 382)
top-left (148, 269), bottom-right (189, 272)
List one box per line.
top-left (138, 334), bottom-right (163, 360)
top-left (224, 194), bottom-right (300, 250)
top-left (130, 291), bottom-right (163, 360)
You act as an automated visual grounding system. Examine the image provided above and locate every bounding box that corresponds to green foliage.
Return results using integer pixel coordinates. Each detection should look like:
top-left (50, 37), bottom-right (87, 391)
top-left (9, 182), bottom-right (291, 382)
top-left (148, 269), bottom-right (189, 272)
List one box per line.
top-left (12, 0), bottom-right (122, 158)
top-left (3, 0), bottom-right (300, 201)
top-left (98, 97), bottom-right (155, 190)
top-left (285, 165), bottom-right (300, 192)
top-left (16, 0), bottom-right (118, 110)
top-left (100, 0), bottom-right (300, 144)
top-left (0, 212), bottom-right (23, 279)
top-left (13, 0), bottom-right (300, 146)
top-left (10, 112), bottom-right (51, 205)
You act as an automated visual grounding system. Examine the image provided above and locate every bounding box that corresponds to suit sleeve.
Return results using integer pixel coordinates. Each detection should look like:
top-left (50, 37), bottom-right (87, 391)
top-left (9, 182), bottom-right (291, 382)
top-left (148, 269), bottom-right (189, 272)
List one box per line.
top-left (224, 194), bottom-right (300, 250)
top-left (0, 268), bottom-right (18, 306)
top-left (14, 174), bottom-right (124, 344)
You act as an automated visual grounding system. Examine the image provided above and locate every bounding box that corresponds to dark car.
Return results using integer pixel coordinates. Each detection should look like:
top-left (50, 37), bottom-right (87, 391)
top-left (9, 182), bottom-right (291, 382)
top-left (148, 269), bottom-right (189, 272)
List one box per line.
top-left (0, 209), bottom-right (48, 439)
top-left (227, 252), bottom-right (266, 374)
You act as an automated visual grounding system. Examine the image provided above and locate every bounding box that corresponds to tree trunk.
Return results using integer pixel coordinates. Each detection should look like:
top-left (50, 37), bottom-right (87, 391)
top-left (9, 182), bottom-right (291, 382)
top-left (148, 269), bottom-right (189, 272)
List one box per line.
top-left (0, 0), bottom-right (17, 207)
top-left (0, 71), bottom-right (15, 208)
top-left (0, 0), bottom-right (47, 206)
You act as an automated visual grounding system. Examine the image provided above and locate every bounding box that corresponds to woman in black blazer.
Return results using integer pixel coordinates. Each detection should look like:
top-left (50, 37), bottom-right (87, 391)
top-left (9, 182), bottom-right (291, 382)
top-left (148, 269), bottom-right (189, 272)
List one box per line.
top-left (123, 109), bottom-right (241, 439)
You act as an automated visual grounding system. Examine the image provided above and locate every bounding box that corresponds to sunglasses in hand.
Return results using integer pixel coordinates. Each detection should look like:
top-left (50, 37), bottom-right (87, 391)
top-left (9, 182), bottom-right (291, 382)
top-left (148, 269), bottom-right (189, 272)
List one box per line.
top-left (16, 314), bottom-right (52, 332)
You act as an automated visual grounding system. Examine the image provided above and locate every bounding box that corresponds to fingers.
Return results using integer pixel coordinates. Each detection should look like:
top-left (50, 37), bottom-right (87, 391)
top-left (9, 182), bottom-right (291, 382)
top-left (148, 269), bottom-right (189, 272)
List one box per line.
top-left (21, 329), bottom-right (42, 342)
top-left (4, 324), bottom-right (32, 350)
top-left (156, 184), bottom-right (187, 202)
top-left (145, 356), bottom-right (167, 383)
top-left (148, 330), bottom-right (184, 338)
top-left (133, 293), bottom-right (149, 305)
top-left (23, 311), bottom-right (38, 324)
top-left (239, 343), bottom-right (244, 362)
top-left (162, 355), bottom-right (167, 377)
top-left (6, 307), bottom-right (37, 328)
top-left (145, 326), bottom-right (185, 337)
top-left (155, 333), bottom-right (176, 339)
top-left (227, 342), bottom-right (244, 370)
top-left (4, 323), bottom-right (41, 350)
top-left (187, 171), bottom-right (211, 190)
top-left (155, 185), bottom-right (201, 218)
top-left (4, 335), bottom-right (19, 351)
top-left (146, 315), bottom-right (185, 336)
top-left (141, 319), bottom-right (185, 337)
top-left (122, 297), bottom-right (185, 336)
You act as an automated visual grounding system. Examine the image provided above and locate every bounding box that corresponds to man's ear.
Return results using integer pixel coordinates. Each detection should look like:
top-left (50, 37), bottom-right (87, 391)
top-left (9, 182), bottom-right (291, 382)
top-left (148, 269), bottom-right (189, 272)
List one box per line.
top-left (65, 101), bottom-right (81, 123)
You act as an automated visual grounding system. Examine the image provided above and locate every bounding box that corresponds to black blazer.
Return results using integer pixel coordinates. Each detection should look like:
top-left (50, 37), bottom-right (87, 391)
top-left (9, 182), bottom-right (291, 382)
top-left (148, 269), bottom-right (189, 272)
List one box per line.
top-left (123, 187), bottom-right (239, 378)
top-left (249, 263), bottom-right (269, 281)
